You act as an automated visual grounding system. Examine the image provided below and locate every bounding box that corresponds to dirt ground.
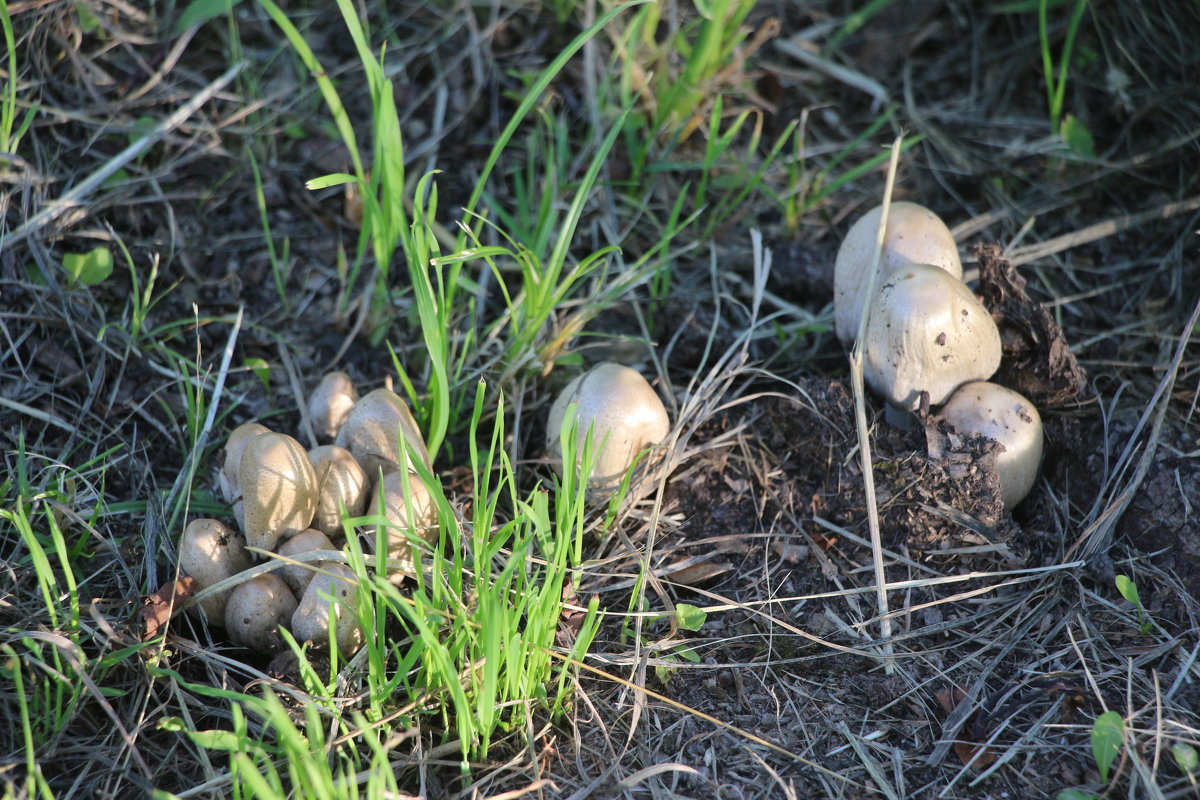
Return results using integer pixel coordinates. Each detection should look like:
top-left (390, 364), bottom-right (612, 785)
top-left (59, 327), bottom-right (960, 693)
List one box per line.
top-left (2, 1), bottom-right (1199, 798)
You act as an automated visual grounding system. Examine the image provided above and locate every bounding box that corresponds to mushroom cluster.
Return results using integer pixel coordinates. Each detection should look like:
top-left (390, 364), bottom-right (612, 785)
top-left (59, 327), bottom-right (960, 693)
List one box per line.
top-left (177, 372), bottom-right (438, 657)
top-left (834, 202), bottom-right (1045, 510)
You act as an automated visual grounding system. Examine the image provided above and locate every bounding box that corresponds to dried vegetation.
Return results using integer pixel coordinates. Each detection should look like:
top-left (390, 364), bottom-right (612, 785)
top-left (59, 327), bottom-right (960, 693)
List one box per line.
top-left (1, 1), bottom-right (1199, 798)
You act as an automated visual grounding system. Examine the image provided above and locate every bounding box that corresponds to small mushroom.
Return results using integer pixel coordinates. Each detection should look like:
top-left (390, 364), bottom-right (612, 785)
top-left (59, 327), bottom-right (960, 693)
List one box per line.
top-left (291, 562), bottom-right (363, 655)
top-left (224, 573), bottom-right (298, 654)
top-left (834, 201), bottom-right (963, 345)
top-left (239, 432), bottom-right (319, 551)
top-left (546, 362), bottom-right (671, 493)
top-left (308, 371), bottom-right (358, 443)
top-left (365, 469), bottom-right (438, 583)
top-left (178, 518), bottom-right (251, 624)
top-left (219, 422), bottom-right (271, 504)
top-left (335, 388), bottom-right (430, 477)
top-left (938, 381), bottom-right (1044, 510)
top-left (308, 444), bottom-right (368, 537)
top-left (863, 264), bottom-right (1002, 412)
top-left (275, 529), bottom-right (336, 597)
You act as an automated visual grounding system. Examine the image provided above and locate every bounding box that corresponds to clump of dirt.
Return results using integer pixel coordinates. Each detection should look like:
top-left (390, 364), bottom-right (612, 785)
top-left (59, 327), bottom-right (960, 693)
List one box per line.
top-left (666, 380), bottom-right (1025, 567)
top-left (975, 244), bottom-right (1088, 409)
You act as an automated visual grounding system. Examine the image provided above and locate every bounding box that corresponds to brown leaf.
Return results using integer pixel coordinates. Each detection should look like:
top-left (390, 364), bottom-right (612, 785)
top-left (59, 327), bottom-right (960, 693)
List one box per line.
top-left (139, 577), bottom-right (196, 641)
top-left (936, 686), bottom-right (997, 769)
top-left (666, 560), bottom-right (732, 586)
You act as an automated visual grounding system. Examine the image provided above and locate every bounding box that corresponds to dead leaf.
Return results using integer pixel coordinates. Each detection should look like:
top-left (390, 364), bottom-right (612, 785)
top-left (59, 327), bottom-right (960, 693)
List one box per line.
top-left (666, 560), bottom-right (732, 586)
top-left (936, 686), bottom-right (997, 769)
top-left (139, 577), bottom-right (196, 641)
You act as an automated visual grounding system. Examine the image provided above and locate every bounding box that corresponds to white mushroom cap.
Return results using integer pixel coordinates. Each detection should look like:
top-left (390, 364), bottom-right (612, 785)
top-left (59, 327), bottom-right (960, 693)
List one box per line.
top-left (365, 470), bottom-right (438, 584)
top-left (938, 381), bottom-right (1043, 510)
top-left (219, 422), bottom-right (271, 504)
top-left (291, 561), bottom-right (363, 655)
top-left (834, 202), bottom-right (963, 345)
top-left (334, 388), bottom-right (430, 477)
top-left (864, 264), bottom-right (1002, 410)
top-left (308, 371), bottom-right (358, 443)
top-left (546, 362), bottom-right (671, 492)
top-left (308, 444), bottom-right (368, 537)
top-left (274, 528), bottom-right (336, 597)
top-left (224, 573), bottom-right (298, 654)
top-left (178, 518), bottom-right (251, 624)
top-left (239, 432), bottom-right (319, 552)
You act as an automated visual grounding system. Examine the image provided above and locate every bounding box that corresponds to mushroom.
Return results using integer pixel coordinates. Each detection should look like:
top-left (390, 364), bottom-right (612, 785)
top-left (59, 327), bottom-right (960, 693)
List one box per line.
top-left (178, 518), bottom-right (251, 624)
top-left (308, 444), bottom-right (368, 537)
top-left (275, 528), bottom-right (336, 597)
top-left (334, 388), bottom-right (430, 477)
top-left (863, 263), bottom-right (1002, 413)
top-left (938, 381), bottom-right (1044, 510)
top-left (834, 201), bottom-right (963, 345)
top-left (239, 432), bottom-right (319, 551)
top-left (224, 573), bottom-right (298, 653)
top-left (308, 371), bottom-right (358, 443)
top-left (291, 562), bottom-right (363, 655)
top-left (365, 469), bottom-right (438, 584)
top-left (546, 362), bottom-right (670, 493)
top-left (219, 422), bottom-right (271, 504)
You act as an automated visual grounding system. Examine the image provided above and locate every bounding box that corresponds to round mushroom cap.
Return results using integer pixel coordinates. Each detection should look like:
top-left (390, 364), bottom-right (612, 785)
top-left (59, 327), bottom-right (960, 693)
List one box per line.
top-left (938, 381), bottom-right (1043, 510)
top-left (224, 573), bottom-right (298, 654)
top-left (308, 445), bottom-right (368, 537)
top-left (239, 432), bottom-right (319, 552)
top-left (834, 202), bottom-right (963, 345)
top-left (275, 528), bottom-right (337, 597)
top-left (291, 561), bottom-right (363, 655)
top-left (308, 371), bottom-right (358, 443)
top-left (863, 264), bottom-right (1002, 410)
top-left (219, 422), bottom-right (271, 504)
top-left (545, 362), bottom-right (671, 493)
top-left (334, 388), bottom-right (430, 478)
top-left (178, 518), bottom-right (251, 624)
top-left (365, 470), bottom-right (438, 583)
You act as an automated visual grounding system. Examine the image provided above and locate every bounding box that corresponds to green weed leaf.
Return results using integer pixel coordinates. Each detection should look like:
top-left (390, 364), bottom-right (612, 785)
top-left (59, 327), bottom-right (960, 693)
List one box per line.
top-left (75, 1), bottom-right (102, 34)
top-left (1055, 791), bottom-right (1099, 800)
top-left (675, 603), bottom-right (707, 632)
top-left (62, 246), bottom-right (113, 286)
top-left (244, 357), bottom-right (270, 392)
top-left (1061, 114), bottom-right (1096, 158)
top-left (175, 0), bottom-right (243, 34)
top-left (1115, 574), bottom-right (1138, 606)
top-left (1172, 742), bottom-right (1198, 774)
top-left (1091, 710), bottom-right (1124, 782)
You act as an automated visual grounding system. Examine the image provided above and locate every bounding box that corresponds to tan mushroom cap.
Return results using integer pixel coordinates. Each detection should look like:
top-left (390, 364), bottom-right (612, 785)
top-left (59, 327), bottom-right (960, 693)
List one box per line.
top-left (308, 444), bottom-right (368, 537)
top-left (219, 422), bottom-right (271, 504)
top-left (546, 362), bottom-right (671, 492)
top-left (178, 518), bottom-right (251, 624)
top-left (308, 371), bottom-right (358, 443)
top-left (864, 264), bottom-right (1002, 411)
top-left (365, 470), bottom-right (438, 584)
top-left (224, 573), bottom-right (297, 654)
top-left (239, 432), bottom-right (319, 552)
top-left (275, 528), bottom-right (337, 597)
top-left (834, 202), bottom-right (963, 345)
top-left (938, 381), bottom-right (1043, 510)
top-left (291, 561), bottom-right (363, 655)
top-left (334, 388), bottom-right (430, 478)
